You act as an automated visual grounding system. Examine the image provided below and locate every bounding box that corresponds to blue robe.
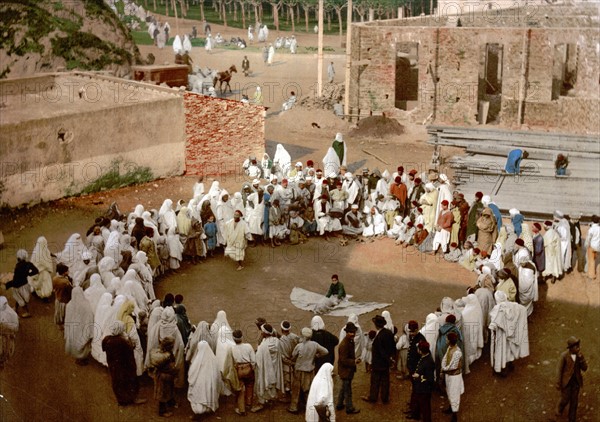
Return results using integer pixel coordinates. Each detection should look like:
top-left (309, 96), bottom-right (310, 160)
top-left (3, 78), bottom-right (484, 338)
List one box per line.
top-left (488, 203), bottom-right (502, 233)
top-left (505, 149), bottom-right (524, 174)
top-left (512, 214), bottom-right (524, 237)
top-left (204, 222), bottom-right (218, 251)
top-left (436, 323), bottom-right (464, 364)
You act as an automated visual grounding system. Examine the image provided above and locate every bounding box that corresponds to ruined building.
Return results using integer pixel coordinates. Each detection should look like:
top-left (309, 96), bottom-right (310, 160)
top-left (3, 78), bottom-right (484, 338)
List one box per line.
top-left (349, 2), bottom-right (599, 134)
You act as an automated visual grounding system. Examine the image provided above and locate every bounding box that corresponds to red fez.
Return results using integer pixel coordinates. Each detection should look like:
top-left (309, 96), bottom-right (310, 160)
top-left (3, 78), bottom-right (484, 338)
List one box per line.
top-left (408, 320), bottom-right (419, 331)
top-left (450, 242), bottom-right (458, 247)
top-left (441, 200), bottom-right (449, 206)
top-left (415, 178), bottom-right (422, 184)
top-left (445, 314), bottom-right (457, 324)
top-left (307, 160), bottom-right (314, 166)
top-left (417, 207), bottom-right (423, 213)
top-left (394, 176), bottom-right (402, 184)
top-left (235, 210), bottom-right (243, 217)
top-left (336, 181), bottom-right (343, 186)
top-left (397, 166), bottom-right (404, 172)
top-left (480, 250), bottom-right (488, 258)
top-left (447, 331), bottom-right (458, 342)
top-left (515, 238), bottom-right (525, 246)
top-left (407, 221), bottom-right (414, 227)
top-left (544, 220), bottom-right (553, 226)
top-left (417, 223), bottom-right (424, 228)
top-left (418, 340), bottom-right (430, 353)
top-left (282, 178), bottom-right (288, 183)
top-left (475, 191), bottom-right (483, 199)
top-left (473, 248), bottom-right (481, 254)
top-left (409, 169), bottom-right (417, 176)
top-left (533, 223), bottom-right (542, 230)
top-left (411, 200), bottom-right (418, 206)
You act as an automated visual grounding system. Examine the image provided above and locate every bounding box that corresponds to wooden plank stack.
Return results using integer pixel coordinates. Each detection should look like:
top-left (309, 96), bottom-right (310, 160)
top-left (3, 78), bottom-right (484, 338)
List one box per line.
top-left (427, 126), bottom-right (600, 219)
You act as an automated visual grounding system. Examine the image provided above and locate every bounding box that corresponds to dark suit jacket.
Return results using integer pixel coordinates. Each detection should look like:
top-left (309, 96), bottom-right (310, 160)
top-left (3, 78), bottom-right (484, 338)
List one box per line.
top-left (557, 350), bottom-right (587, 389)
top-left (312, 329), bottom-right (339, 370)
top-left (412, 353), bottom-right (435, 394)
top-left (337, 337), bottom-right (356, 380)
top-left (371, 328), bottom-right (396, 371)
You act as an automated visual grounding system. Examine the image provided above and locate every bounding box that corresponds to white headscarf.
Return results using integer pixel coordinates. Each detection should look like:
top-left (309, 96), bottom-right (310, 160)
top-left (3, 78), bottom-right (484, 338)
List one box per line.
top-left (57, 233), bottom-right (86, 268)
top-left (188, 340), bottom-right (221, 415)
top-left (305, 363), bottom-right (335, 422)
top-left (273, 144), bottom-right (292, 177)
top-left (84, 274), bottom-right (108, 314)
top-left (211, 310), bottom-right (231, 336)
top-left (186, 321), bottom-right (214, 359)
top-left (98, 256), bottom-right (117, 288)
top-left (31, 236), bottom-right (53, 272)
top-left (322, 147), bottom-right (341, 177)
top-left (311, 315), bottom-right (325, 331)
top-left (339, 313), bottom-right (364, 359)
top-left (64, 287), bottom-right (95, 358)
top-left (420, 313), bottom-right (439, 360)
top-left (159, 199), bottom-right (178, 234)
top-left (103, 231), bottom-right (122, 265)
top-left (167, 227), bottom-right (183, 260)
top-left (382, 310), bottom-right (394, 332)
top-left (177, 206), bottom-right (193, 236)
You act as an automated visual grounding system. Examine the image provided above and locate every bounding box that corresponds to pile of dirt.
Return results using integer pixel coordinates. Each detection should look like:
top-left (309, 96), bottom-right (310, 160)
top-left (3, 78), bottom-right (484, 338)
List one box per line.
top-left (297, 83), bottom-right (344, 110)
top-left (350, 115), bottom-right (405, 138)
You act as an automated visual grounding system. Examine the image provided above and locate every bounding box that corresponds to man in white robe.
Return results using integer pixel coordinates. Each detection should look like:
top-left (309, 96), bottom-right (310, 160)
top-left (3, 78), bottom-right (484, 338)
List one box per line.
top-left (441, 332), bottom-right (464, 421)
top-left (188, 340), bottom-right (221, 417)
top-left (342, 172), bottom-right (361, 208)
top-left (488, 291), bottom-right (529, 376)
top-left (253, 324), bottom-right (284, 412)
top-left (434, 174), bottom-right (453, 225)
top-left (223, 210), bottom-right (250, 271)
top-left (554, 210), bottom-right (572, 272)
top-left (517, 256), bottom-right (538, 316)
top-left (363, 207), bottom-right (386, 237)
top-left (542, 220), bottom-right (563, 281)
top-left (460, 294), bottom-right (484, 369)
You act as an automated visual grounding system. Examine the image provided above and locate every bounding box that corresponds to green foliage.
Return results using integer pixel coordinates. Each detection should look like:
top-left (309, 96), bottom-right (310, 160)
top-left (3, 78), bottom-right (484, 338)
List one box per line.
top-left (51, 31), bottom-right (133, 69)
top-left (77, 159), bottom-right (154, 196)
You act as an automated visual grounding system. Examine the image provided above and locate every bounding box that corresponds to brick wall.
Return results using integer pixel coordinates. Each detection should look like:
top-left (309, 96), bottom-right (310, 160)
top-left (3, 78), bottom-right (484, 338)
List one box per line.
top-left (350, 23), bottom-right (600, 134)
top-left (183, 92), bottom-right (266, 177)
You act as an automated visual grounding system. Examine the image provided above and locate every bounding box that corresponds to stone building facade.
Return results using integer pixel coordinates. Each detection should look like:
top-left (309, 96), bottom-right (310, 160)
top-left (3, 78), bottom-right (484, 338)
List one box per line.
top-left (349, 2), bottom-right (599, 134)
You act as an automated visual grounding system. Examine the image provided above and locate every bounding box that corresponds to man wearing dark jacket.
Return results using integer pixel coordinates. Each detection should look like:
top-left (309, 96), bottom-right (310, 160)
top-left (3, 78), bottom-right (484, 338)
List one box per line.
top-left (407, 341), bottom-right (436, 421)
top-left (336, 322), bottom-right (361, 415)
top-left (556, 336), bottom-right (587, 422)
top-left (362, 314), bottom-right (396, 404)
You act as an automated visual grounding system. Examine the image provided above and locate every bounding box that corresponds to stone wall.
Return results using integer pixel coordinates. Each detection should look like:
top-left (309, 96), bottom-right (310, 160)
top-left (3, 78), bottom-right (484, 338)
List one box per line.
top-left (0, 73), bottom-right (186, 207)
top-left (350, 21), bottom-right (599, 134)
top-left (184, 92), bottom-right (266, 178)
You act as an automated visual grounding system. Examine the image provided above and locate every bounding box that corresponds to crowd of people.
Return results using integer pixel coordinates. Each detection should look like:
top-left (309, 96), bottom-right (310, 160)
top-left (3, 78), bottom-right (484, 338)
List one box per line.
top-left (1, 131), bottom-right (598, 421)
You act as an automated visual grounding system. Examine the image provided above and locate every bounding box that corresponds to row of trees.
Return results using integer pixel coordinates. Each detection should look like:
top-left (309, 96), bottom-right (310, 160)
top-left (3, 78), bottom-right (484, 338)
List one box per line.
top-left (143, 0), bottom-right (436, 39)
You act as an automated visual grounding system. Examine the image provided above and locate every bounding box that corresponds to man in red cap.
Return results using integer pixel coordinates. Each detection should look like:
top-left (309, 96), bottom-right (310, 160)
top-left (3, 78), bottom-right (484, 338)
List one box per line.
top-left (532, 222), bottom-right (546, 281)
top-left (406, 340), bottom-right (435, 421)
top-left (431, 199), bottom-right (453, 255)
top-left (390, 176), bottom-right (408, 216)
top-left (466, 191), bottom-right (484, 241)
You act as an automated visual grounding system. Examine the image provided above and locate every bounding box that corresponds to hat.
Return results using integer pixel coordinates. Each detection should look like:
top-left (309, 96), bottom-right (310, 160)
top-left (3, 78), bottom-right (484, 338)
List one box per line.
top-left (480, 250), bottom-right (488, 258)
top-left (409, 169), bottom-right (418, 176)
top-left (414, 178), bottom-right (422, 184)
top-left (411, 200), bottom-right (418, 206)
top-left (372, 315), bottom-right (387, 327)
top-left (362, 167), bottom-right (370, 173)
top-left (566, 336), bottom-right (580, 348)
top-left (509, 208), bottom-right (520, 216)
top-left (351, 204), bottom-right (359, 210)
top-left (344, 322), bottom-right (358, 333)
top-left (281, 320), bottom-right (291, 330)
top-left (533, 222), bottom-right (542, 230)
top-left (439, 174), bottom-right (448, 182)
top-left (473, 248), bottom-right (481, 254)
top-left (417, 207), bottom-right (423, 213)
top-left (441, 200), bottom-right (449, 206)
top-left (554, 210), bottom-right (564, 219)
top-left (515, 238), bottom-right (525, 247)
top-left (417, 223), bottom-right (424, 229)
top-left (282, 178), bottom-right (288, 184)
top-left (234, 210), bottom-right (243, 217)
top-left (447, 332), bottom-right (458, 342)
top-left (397, 166), bottom-right (404, 172)
top-left (252, 178), bottom-right (260, 185)
top-left (445, 314), bottom-right (456, 324)
top-left (394, 176), bottom-right (402, 184)
top-left (232, 329), bottom-right (243, 340)
top-left (301, 327), bottom-right (313, 338)
top-left (475, 191), bottom-right (483, 199)
top-left (407, 221), bottom-right (414, 227)
top-left (418, 340), bottom-right (430, 353)
top-left (544, 220), bottom-right (553, 227)
top-left (408, 320), bottom-right (419, 331)
top-left (307, 160), bottom-right (314, 166)
top-left (261, 323), bottom-right (274, 335)
top-left (331, 274), bottom-right (339, 280)
top-left (305, 176), bottom-right (313, 181)
top-left (316, 169), bottom-right (323, 174)
top-left (296, 162), bottom-right (303, 167)
top-left (450, 242), bottom-right (458, 248)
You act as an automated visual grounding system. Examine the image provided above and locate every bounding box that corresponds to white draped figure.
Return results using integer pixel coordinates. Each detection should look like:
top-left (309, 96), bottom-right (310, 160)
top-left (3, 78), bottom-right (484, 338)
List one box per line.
top-left (434, 174), bottom-right (453, 224)
top-left (542, 223), bottom-right (563, 278)
top-left (555, 212), bottom-right (573, 272)
top-left (98, 294), bottom-right (127, 366)
top-left (183, 34), bottom-right (192, 52)
top-left (254, 327), bottom-right (284, 405)
top-left (214, 326), bottom-right (236, 396)
top-left (322, 147), bottom-right (341, 178)
top-left (517, 256), bottom-right (538, 316)
top-left (84, 274), bottom-right (107, 314)
top-left (30, 236), bottom-right (54, 298)
top-left (91, 292), bottom-right (113, 365)
top-left (363, 207), bottom-right (386, 237)
top-left (339, 314), bottom-right (364, 359)
top-left (488, 291), bottom-right (530, 373)
top-left (188, 340), bottom-right (221, 415)
top-left (248, 25), bottom-right (254, 41)
top-left (305, 363), bottom-right (335, 422)
top-left (420, 313), bottom-right (439, 361)
top-left (0, 296), bottom-right (19, 367)
top-left (246, 191), bottom-right (265, 236)
top-left (57, 233), bottom-right (86, 269)
top-left (460, 294), bottom-right (484, 367)
top-left (158, 199), bottom-right (178, 235)
top-left (267, 44), bottom-right (275, 65)
top-left (172, 35), bottom-right (183, 53)
top-left (273, 144), bottom-right (292, 179)
top-left (64, 287), bottom-right (94, 361)
top-left (216, 190), bottom-right (234, 246)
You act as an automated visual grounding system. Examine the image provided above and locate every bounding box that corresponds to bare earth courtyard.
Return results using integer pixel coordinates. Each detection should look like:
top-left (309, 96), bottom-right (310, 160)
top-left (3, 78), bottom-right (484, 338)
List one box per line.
top-left (1, 17), bottom-right (599, 422)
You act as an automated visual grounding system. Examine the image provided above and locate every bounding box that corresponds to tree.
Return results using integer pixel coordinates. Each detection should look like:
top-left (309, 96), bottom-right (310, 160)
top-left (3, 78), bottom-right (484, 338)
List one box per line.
top-left (301, 0), bottom-right (317, 32)
top-left (327, 0), bottom-right (346, 42)
top-left (284, 0), bottom-right (299, 32)
top-left (268, 0), bottom-right (282, 31)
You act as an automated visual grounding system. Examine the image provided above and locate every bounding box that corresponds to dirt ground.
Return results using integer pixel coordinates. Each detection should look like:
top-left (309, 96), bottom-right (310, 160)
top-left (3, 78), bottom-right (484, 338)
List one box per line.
top-left (1, 16), bottom-right (599, 422)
